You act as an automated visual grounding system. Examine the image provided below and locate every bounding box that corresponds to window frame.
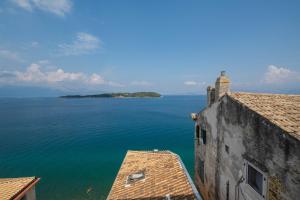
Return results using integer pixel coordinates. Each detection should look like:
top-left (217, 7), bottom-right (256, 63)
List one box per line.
top-left (244, 160), bottom-right (267, 199)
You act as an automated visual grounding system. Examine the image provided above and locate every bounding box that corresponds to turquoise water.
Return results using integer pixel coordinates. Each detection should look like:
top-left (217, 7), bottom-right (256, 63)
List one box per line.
top-left (0, 96), bottom-right (205, 199)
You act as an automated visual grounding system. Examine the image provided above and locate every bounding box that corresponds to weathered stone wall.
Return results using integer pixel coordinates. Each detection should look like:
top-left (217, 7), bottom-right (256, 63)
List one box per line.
top-left (195, 101), bottom-right (220, 200)
top-left (195, 95), bottom-right (300, 200)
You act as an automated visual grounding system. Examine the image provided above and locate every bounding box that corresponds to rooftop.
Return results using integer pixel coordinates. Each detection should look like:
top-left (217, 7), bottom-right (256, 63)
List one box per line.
top-left (107, 150), bottom-right (201, 200)
top-left (229, 92), bottom-right (300, 140)
top-left (0, 177), bottom-right (40, 200)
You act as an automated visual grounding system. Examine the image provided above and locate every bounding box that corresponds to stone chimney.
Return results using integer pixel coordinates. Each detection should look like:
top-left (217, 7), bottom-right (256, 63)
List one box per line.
top-left (215, 71), bottom-right (230, 100)
top-left (207, 86), bottom-right (215, 106)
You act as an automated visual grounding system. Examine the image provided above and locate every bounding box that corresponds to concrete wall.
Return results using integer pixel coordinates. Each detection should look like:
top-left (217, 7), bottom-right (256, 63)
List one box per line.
top-left (195, 95), bottom-right (300, 200)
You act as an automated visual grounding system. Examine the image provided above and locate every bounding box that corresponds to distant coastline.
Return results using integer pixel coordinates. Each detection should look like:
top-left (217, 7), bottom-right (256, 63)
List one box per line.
top-left (60, 92), bottom-right (161, 98)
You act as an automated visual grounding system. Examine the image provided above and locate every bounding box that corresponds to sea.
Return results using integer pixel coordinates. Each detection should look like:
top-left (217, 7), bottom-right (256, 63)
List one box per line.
top-left (0, 95), bottom-right (205, 199)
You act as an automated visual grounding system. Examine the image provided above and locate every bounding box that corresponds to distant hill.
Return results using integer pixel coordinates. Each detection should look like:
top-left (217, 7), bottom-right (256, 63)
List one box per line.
top-left (60, 92), bottom-right (161, 98)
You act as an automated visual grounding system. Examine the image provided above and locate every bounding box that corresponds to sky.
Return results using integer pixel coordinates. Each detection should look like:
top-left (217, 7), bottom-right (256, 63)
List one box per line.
top-left (0, 0), bottom-right (300, 97)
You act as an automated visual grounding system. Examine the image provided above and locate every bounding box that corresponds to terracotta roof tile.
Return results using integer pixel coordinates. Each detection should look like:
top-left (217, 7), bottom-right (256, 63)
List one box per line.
top-left (229, 92), bottom-right (300, 140)
top-left (107, 150), bottom-right (201, 200)
top-left (0, 177), bottom-right (39, 200)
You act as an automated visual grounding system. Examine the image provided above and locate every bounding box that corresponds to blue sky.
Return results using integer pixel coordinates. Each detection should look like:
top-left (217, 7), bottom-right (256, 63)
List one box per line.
top-left (0, 0), bottom-right (300, 96)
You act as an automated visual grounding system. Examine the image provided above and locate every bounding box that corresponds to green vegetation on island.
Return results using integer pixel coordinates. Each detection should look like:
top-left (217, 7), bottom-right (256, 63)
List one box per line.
top-left (60, 92), bottom-right (161, 98)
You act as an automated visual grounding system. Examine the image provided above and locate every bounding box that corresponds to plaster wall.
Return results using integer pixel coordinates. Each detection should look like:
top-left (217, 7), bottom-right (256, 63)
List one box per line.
top-left (195, 101), bottom-right (219, 200)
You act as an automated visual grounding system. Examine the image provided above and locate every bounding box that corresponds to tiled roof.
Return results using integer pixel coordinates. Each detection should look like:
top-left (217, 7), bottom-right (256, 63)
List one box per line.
top-left (107, 150), bottom-right (201, 200)
top-left (0, 177), bottom-right (39, 200)
top-left (229, 92), bottom-right (300, 140)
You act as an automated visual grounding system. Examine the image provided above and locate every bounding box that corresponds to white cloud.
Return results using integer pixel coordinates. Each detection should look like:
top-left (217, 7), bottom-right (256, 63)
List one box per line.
top-left (0, 63), bottom-right (122, 88)
top-left (0, 49), bottom-right (23, 62)
top-left (12, 0), bottom-right (32, 11)
top-left (13, 63), bottom-right (87, 83)
top-left (184, 81), bottom-right (197, 86)
top-left (184, 81), bottom-right (206, 86)
top-left (31, 41), bottom-right (39, 47)
top-left (11, 0), bottom-right (72, 16)
top-left (38, 59), bottom-right (50, 64)
top-left (58, 32), bottom-right (102, 56)
top-left (264, 65), bottom-right (300, 83)
top-left (89, 73), bottom-right (105, 85)
top-left (130, 80), bottom-right (153, 86)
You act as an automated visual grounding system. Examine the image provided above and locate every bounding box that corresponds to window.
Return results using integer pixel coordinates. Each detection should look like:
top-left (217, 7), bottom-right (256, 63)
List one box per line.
top-left (201, 128), bottom-right (206, 144)
top-left (127, 171), bottom-right (145, 184)
top-left (245, 161), bottom-right (267, 198)
top-left (247, 164), bottom-right (263, 195)
top-left (225, 145), bottom-right (229, 154)
top-left (196, 125), bottom-right (200, 144)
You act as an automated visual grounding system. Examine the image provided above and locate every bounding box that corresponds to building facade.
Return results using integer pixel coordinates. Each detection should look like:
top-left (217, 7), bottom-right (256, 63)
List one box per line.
top-left (194, 72), bottom-right (300, 200)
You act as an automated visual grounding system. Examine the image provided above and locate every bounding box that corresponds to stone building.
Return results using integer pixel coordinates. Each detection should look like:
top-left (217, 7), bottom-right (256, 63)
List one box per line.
top-left (193, 72), bottom-right (300, 200)
top-left (0, 177), bottom-right (40, 200)
top-left (107, 150), bottom-right (201, 200)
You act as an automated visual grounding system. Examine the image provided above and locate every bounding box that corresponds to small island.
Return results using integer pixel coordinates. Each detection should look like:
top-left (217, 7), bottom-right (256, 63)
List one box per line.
top-left (60, 92), bottom-right (161, 98)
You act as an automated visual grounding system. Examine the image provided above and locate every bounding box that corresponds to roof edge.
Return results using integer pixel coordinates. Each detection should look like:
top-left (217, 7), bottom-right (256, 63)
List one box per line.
top-left (226, 94), bottom-right (300, 141)
top-left (12, 177), bottom-right (40, 200)
top-left (174, 153), bottom-right (202, 200)
top-left (231, 91), bottom-right (300, 96)
top-left (106, 151), bottom-right (131, 200)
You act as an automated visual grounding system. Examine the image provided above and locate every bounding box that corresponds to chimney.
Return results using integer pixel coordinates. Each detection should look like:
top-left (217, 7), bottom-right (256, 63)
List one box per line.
top-left (207, 86), bottom-right (215, 106)
top-left (215, 71), bottom-right (230, 100)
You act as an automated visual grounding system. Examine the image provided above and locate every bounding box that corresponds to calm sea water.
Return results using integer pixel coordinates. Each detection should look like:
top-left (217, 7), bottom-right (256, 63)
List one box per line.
top-left (0, 96), bottom-right (205, 200)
